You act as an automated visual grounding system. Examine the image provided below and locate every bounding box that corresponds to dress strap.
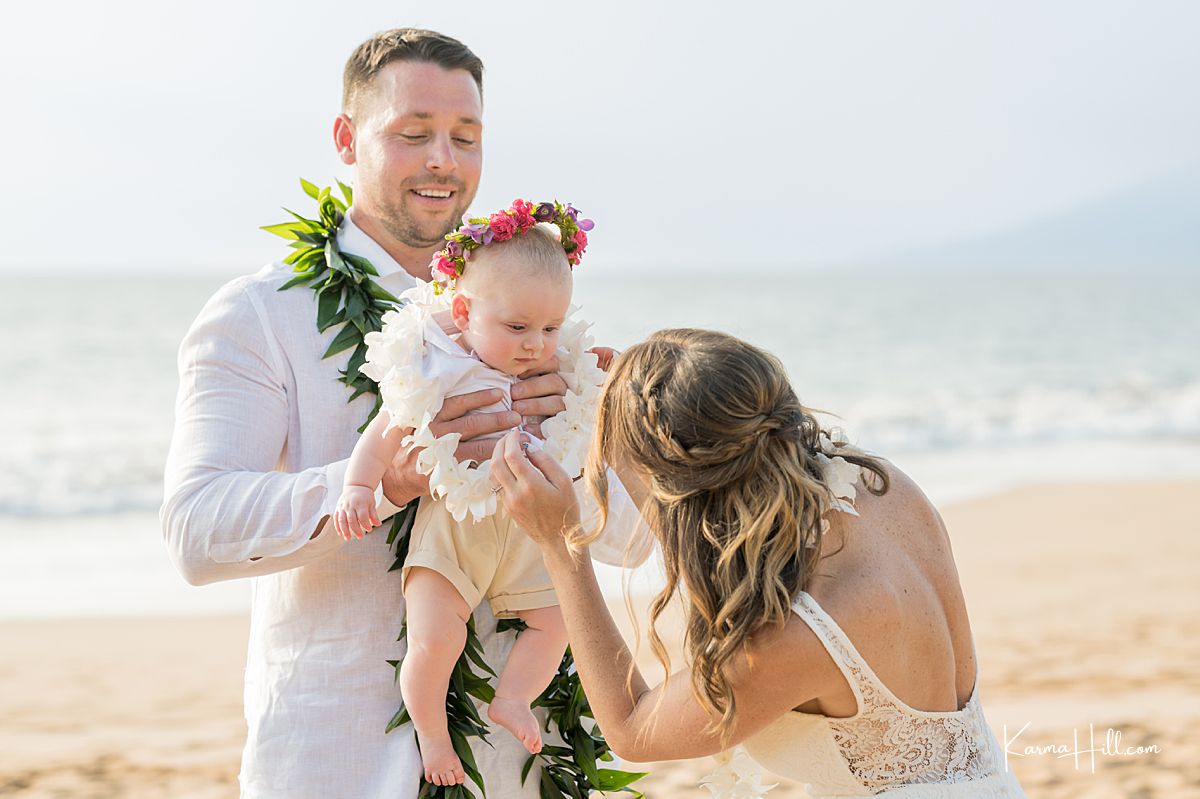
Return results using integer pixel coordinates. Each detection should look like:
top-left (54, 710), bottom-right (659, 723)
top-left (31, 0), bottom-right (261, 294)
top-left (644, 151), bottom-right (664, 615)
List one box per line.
top-left (790, 591), bottom-right (891, 717)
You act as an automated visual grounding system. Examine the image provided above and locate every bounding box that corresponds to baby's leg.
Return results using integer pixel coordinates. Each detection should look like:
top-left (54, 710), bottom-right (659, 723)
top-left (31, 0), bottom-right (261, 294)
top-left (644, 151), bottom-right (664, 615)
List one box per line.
top-left (487, 605), bottom-right (569, 754)
top-left (400, 567), bottom-right (471, 787)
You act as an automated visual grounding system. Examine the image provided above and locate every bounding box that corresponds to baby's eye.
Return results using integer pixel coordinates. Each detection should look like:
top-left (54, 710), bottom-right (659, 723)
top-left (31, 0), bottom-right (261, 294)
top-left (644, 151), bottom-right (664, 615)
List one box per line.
top-left (544, 326), bottom-right (559, 333)
top-left (507, 324), bottom-right (526, 332)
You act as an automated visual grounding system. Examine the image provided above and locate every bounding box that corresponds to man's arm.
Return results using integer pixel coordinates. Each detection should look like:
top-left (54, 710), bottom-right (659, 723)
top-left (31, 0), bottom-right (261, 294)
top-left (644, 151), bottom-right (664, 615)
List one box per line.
top-left (159, 279), bottom-right (379, 586)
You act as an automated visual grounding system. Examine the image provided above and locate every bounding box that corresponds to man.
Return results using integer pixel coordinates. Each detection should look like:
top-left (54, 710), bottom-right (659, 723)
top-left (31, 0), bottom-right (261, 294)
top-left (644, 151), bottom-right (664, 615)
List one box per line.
top-left (161, 28), bottom-right (641, 799)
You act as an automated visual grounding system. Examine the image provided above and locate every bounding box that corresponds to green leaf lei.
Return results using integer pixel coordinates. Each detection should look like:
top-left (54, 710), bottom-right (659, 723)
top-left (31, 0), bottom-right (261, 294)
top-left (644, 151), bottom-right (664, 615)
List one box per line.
top-left (265, 181), bottom-right (648, 799)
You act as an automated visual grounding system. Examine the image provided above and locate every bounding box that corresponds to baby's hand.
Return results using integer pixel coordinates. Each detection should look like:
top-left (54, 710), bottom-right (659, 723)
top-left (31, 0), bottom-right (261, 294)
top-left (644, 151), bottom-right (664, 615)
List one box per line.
top-left (588, 346), bottom-right (619, 372)
top-left (335, 486), bottom-right (381, 540)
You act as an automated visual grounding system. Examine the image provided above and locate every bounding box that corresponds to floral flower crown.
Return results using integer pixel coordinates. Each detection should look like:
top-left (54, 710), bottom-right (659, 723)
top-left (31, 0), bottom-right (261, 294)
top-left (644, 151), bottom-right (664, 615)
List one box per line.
top-left (429, 199), bottom-right (595, 290)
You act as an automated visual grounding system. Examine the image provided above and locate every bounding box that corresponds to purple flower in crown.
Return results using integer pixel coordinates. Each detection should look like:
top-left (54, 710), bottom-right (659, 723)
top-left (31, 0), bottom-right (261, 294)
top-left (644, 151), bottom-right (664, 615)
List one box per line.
top-left (445, 239), bottom-right (464, 258)
top-left (459, 214), bottom-right (491, 245)
top-left (533, 202), bottom-right (556, 222)
top-left (561, 203), bottom-right (594, 231)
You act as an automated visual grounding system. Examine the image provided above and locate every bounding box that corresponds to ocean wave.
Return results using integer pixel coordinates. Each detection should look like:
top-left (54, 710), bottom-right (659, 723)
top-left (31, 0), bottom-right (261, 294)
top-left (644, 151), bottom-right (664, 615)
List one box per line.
top-left (835, 377), bottom-right (1200, 452)
top-left (4, 377), bottom-right (1199, 521)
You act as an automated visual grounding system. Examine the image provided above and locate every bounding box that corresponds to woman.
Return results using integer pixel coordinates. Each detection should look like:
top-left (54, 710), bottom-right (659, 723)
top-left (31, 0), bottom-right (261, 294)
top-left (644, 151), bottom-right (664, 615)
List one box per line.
top-left (489, 329), bottom-right (1026, 797)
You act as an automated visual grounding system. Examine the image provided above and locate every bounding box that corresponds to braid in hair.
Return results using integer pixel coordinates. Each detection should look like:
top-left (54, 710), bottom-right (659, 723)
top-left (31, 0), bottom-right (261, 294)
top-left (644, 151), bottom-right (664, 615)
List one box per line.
top-left (579, 328), bottom-right (889, 747)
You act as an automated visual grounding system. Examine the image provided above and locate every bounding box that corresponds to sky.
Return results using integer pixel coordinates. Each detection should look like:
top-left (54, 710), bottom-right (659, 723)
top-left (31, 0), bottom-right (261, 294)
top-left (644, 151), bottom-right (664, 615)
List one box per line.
top-left (2, 0), bottom-right (1198, 274)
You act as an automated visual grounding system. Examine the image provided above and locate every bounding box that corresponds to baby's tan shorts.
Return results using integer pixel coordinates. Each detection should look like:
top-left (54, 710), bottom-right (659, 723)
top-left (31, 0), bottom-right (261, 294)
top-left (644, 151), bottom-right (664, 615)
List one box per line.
top-left (401, 497), bottom-right (558, 618)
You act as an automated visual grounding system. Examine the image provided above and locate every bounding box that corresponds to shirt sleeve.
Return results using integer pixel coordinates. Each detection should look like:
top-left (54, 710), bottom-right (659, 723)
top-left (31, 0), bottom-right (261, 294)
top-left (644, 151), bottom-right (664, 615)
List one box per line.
top-left (159, 278), bottom-right (400, 586)
top-left (585, 468), bottom-right (654, 568)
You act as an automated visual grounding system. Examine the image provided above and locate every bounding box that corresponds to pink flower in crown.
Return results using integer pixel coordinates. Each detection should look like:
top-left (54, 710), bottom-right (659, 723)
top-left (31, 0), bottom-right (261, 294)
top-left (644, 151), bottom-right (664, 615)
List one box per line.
top-left (488, 211), bottom-right (518, 242)
top-left (510, 199), bottom-right (536, 232)
top-left (572, 229), bottom-right (588, 253)
top-left (431, 251), bottom-right (458, 280)
top-left (565, 229), bottom-right (589, 266)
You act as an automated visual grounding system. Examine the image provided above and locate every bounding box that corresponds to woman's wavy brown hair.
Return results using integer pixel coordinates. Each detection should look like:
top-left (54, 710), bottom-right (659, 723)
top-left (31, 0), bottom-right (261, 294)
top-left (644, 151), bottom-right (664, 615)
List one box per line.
top-left (577, 328), bottom-right (889, 745)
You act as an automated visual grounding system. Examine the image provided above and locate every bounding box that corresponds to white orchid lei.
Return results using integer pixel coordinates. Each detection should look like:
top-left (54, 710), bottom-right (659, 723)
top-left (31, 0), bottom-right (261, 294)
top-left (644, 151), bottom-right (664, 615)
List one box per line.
top-left (359, 279), bottom-right (608, 522)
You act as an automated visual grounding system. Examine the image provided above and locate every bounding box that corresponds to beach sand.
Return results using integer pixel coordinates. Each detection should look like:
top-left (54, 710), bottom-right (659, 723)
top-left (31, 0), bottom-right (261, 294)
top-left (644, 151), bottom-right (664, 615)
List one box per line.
top-left (2, 481), bottom-right (1197, 797)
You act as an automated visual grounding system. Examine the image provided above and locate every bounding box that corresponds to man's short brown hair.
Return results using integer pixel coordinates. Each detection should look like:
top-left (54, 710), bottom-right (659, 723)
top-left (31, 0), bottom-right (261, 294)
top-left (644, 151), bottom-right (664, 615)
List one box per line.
top-left (343, 28), bottom-right (484, 115)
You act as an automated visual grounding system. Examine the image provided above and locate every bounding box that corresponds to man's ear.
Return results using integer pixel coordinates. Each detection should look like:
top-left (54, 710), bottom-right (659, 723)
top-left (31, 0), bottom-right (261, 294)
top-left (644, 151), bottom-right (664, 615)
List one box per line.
top-left (333, 114), bottom-right (356, 165)
top-left (450, 293), bottom-right (471, 332)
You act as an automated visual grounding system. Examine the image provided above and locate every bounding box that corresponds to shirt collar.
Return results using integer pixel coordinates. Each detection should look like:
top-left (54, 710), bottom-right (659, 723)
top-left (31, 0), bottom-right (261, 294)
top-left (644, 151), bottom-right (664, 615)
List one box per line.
top-left (422, 314), bottom-right (517, 383)
top-left (336, 209), bottom-right (418, 291)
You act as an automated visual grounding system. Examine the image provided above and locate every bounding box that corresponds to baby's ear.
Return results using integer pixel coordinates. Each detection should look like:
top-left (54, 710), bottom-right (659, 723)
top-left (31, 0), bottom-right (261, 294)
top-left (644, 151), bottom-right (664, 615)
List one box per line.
top-left (450, 293), bottom-right (471, 332)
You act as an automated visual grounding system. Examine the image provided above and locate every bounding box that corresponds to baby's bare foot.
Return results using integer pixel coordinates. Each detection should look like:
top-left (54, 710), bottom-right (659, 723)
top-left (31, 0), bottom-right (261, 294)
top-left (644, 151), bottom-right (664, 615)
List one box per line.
top-left (488, 696), bottom-right (543, 754)
top-left (416, 732), bottom-right (465, 786)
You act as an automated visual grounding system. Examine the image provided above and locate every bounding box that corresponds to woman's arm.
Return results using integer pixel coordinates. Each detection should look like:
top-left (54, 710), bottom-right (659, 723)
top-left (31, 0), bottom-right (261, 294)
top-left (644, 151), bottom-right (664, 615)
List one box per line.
top-left (489, 432), bottom-right (840, 761)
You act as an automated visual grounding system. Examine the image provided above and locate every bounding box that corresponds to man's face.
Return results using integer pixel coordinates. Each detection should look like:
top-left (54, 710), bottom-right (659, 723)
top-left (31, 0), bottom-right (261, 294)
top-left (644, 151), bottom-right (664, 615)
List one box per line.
top-left (345, 60), bottom-right (482, 249)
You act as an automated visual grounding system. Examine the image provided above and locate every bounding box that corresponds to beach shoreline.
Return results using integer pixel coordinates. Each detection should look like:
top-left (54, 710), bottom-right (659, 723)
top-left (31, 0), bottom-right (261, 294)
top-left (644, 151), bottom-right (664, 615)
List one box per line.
top-left (2, 480), bottom-right (1197, 797)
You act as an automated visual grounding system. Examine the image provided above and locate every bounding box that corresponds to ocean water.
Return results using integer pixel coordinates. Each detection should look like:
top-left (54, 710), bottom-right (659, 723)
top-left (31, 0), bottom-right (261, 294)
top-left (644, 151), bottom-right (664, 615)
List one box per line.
top-left (3, 267), bottom-right (1199, 616)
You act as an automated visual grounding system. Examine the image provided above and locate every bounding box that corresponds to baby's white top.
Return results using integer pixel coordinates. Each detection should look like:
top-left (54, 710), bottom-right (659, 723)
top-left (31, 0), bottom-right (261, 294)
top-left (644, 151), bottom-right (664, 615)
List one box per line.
top-left (415, 309), bottom-right (517, 425)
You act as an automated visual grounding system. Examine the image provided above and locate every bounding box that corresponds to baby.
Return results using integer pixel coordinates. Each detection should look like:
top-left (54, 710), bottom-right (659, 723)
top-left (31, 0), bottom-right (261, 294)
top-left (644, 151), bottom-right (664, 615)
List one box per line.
top-left (335, 201), bottom-right (597, 788)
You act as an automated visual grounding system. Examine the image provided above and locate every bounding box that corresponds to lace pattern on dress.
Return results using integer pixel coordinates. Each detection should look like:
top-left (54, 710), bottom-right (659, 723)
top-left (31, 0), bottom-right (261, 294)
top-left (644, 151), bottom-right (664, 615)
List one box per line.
top-left (794, 592), bottom-right (996, 792)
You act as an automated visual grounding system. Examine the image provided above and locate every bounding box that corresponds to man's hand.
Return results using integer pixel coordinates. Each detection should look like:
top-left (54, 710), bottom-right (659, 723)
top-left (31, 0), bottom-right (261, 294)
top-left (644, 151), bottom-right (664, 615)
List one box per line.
top-left (380, 356), bottom-right (573, 506)
top-left (511, 358), bottom-right (568, 439)
top-left (380, 389), bottom-right (522, 506)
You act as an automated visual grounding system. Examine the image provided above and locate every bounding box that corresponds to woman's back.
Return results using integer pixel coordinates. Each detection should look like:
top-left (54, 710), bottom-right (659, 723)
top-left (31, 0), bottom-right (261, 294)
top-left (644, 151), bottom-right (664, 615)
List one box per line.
top-left (738, 463), bottom-right (1025, 796)
top-left (797, 464), bottom-right (978, 719)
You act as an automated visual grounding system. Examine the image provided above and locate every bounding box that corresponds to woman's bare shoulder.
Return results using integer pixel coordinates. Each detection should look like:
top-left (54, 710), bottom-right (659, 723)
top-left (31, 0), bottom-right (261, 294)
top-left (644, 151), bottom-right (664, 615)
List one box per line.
top-left (820, 458), bottom-right (960, 608)
top-left (859, 458), bottom-right (950, 538)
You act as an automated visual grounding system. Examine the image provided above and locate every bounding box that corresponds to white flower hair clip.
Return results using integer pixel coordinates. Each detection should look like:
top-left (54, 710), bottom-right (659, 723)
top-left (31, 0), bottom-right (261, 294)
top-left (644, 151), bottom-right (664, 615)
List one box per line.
top-left (815, 431), bottom-right (861, 517)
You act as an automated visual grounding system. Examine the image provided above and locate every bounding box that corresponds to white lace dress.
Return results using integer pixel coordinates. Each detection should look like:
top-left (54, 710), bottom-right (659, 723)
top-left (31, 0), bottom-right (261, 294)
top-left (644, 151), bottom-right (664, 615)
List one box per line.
top-left (735, 590), bottom-right (1026, 797)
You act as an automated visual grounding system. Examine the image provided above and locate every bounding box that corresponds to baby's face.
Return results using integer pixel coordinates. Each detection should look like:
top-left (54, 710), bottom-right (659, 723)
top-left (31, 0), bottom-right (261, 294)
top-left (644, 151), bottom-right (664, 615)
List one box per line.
top-left (455, 265), bottom-right (572, 376)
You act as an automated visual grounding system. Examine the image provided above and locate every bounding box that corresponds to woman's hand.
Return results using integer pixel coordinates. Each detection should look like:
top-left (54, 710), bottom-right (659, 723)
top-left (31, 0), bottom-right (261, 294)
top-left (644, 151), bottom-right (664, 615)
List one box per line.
top-left (489, 431), bottom-right (580, 552)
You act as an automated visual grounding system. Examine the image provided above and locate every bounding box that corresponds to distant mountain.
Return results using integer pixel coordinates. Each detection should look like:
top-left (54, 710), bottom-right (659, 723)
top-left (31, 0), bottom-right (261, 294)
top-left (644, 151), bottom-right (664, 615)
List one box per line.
top-left (860, 170), bottom-right (1200, 271)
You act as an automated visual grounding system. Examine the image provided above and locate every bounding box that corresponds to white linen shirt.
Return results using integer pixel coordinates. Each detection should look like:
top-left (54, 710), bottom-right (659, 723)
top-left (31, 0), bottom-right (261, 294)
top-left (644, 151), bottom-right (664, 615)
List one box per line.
top-left (160, 213), bottom-right (647, 799)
